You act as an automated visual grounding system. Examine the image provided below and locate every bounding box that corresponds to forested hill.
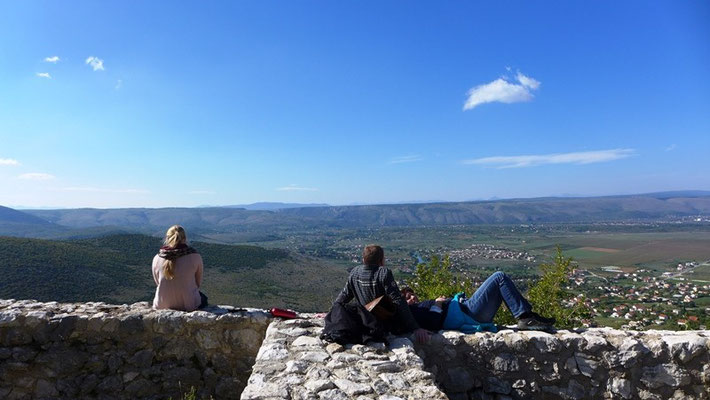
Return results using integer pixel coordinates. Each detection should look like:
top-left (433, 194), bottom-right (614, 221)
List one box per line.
top-left (279, 193), bottom-right (710, 226)
top-left (15, 192), bottom-right (710, 233)
top-left (0, 205), bottom-right (66, 236)
top-left (0, 234), bottom-right (345, 311)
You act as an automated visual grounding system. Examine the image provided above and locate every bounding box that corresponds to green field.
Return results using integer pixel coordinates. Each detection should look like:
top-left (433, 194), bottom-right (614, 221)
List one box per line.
top-left (685, 264), bottom-right (710, 282)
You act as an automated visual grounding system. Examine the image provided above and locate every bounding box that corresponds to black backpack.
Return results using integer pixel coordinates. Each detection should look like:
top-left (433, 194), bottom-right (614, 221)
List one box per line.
top-left (320, 302), bottom-right (389, 345)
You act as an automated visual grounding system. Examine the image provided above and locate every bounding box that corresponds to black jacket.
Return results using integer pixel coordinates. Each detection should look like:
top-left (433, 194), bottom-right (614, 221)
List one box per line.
top-left (409, 300), bottom-right (450, 331)
top-left (320, 302), bottom-right (390, 345)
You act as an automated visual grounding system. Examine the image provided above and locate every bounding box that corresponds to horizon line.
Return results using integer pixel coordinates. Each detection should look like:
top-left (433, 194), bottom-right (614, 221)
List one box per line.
top-left (7, 189), bottom-right (710, 211)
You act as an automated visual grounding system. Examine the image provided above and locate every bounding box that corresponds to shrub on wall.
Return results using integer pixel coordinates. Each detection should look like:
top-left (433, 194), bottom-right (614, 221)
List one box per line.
top-left (406, 255), bottom-right (473, 300)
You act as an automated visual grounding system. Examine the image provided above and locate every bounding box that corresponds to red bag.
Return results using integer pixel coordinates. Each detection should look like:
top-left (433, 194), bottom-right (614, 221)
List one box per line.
top-left (270, 308), bottom-right (299, 319)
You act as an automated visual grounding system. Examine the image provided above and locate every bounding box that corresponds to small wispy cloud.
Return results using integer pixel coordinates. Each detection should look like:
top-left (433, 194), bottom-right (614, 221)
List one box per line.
top-left (36, 72), bottom-right (52, 79)
top-left (18, 173), bottom-right (55, 180)
top-left (665, 144), bottom-right (677, 152)
top-left (115, 79), bottom-right (123, 90)
top-left (463, 148), bottom-right (635, 169)
top-left (60, 187), bottom-right (148, 194)
top-left (0, 158), bottom-right (20, 166)
top-left (44, 56), bottom-right (60, 63)
top-left (85, 56), bottom-right (105, 71)
top-left (188, 190), bottom-right (215, 195)
top-left (463, 70), bottom-right (541, 110)
top-left (389, 155), bottom-right (423, 164)
top-left (276, 184), bottom-right (319, 192)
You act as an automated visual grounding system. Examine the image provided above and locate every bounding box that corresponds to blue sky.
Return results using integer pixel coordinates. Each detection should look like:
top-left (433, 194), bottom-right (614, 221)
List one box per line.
top-left (1, 1), bottom-right (708, 208)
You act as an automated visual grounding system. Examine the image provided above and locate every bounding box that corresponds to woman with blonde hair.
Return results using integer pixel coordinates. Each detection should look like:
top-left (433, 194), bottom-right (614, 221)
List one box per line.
top-left (152, 225), bottom-right (207, 311)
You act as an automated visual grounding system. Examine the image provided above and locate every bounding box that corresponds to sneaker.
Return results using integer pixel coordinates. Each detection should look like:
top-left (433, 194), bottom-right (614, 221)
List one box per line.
top-left (517, 312), bottom-right (555, 331)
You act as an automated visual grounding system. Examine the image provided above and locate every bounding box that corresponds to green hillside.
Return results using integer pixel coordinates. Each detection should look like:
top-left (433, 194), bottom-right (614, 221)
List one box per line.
top-left (0, 234), bottom-right (346, 312)
top-left (0, 206), bottom-right (67, 237)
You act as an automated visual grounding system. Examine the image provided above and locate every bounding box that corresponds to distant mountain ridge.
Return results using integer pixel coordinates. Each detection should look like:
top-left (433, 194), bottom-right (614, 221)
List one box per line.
top-left (3, 191), bottom-right (709, 239)
top-left (222, 202), bottom-right (330, 210)
top-left (0, 206), bottom-right (55, 225)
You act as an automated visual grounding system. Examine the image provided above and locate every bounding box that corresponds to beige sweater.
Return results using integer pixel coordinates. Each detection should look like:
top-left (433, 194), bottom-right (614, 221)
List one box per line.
top-left (152, 252), bottom-right (203, 312)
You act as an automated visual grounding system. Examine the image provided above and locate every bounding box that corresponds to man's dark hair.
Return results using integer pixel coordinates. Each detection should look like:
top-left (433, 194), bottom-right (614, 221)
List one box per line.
top-left (400, 286), bottom-right (414, 296)
top-left (363, 245), bottom-right (384, 266)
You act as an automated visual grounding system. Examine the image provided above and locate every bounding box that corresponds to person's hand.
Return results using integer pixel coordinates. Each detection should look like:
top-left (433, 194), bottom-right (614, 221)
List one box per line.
top-left (413, 328), bottom-right (431, 344)
top-left (435, 296), bottom-right (448, 302)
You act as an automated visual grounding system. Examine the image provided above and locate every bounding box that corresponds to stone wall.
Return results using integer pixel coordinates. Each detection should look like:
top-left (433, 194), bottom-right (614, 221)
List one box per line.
top-left (0, 299), bottom-right (271, 400)
top-left (2, 299), bottom-right (710, 400)
top-left (243, 323), bottom-right (710, 400)
top-left (241, 317), bottom-right (448, 400)
top-left (416, 328), bottom-right (710, 400)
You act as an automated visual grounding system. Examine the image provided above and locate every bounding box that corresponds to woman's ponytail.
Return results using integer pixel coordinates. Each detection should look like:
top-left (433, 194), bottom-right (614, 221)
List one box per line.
top-left (162, 225), bottom-right (187, 280)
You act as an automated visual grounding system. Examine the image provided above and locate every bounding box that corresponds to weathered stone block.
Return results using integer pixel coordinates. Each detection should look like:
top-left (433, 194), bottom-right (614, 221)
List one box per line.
top-left (641, 363), bottom-right (691, 389)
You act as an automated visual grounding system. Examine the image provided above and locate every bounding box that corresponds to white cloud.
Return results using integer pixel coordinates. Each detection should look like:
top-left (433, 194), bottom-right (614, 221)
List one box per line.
top-left (463, 148), bottom-right (636, 168)
top-left (188, 190), bottom-right (215, 195)
top-left (276, 184), bottom-right (318, 192)
top-left (44, 56), bottom-right (60, 63)
top-left (36, 72), bottom-right (52, 79)
top-left (389, 155), bottom-right (423, 164)
top-left (463, 70), bottom-right (541, 110)
top-left (665, 144), bottom-right (677, 152)
top-left (85, 56), bottom-right (105, 71)
top-left (0, 158), bottom-right (20, 166)
top-left (18, 173), bottom-right (55, 180)
top-left (115, 79), bottom-right (123, 90)
top-left (516, 72), bottom-right (540, 90)
top-left (60, 187), bottom-right (148, 194)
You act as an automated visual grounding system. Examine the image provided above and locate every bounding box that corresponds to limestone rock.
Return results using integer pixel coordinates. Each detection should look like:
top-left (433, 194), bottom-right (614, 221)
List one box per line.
top-left (326, 342), bottom-right (344, 354)
top-left (333, 379), bottom-right (372, 396)
top-left (293, 336), bottom-right (322, 347)
top-left (608, 377), bottom-right (632, 399)
top-left (492, 353), bottom-right (519, 372)
top-left (305, 379), bottom-right (335, 392)
top-left (662, 334), bottom-right (707, 363)
top-left (523, 331), bottom-right (561, 353)
top-left (641, 363), bottom-right (691, 389)
top-left (574, 353), bottom-right (599, 377)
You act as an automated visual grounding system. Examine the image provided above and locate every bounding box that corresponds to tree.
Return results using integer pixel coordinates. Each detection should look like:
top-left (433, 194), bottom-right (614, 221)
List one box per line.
top-left (526, 246), bottom-right (591, 329)
top-left (406, 255), bottom-right (473, 301)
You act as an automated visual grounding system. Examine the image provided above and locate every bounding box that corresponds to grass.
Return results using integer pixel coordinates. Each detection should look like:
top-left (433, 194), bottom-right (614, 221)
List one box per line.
top-left (169, 386), bottom-right (214, 400)
top-left (594, 316), bottom-right (626, 329)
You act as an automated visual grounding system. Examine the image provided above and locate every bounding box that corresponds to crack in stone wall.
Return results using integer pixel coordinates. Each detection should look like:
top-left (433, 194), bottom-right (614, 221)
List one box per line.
top-left (2, 299), bottom-right (710, 400)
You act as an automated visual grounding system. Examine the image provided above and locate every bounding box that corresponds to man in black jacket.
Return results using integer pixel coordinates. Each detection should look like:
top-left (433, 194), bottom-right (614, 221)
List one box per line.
top-left (335, 245), bottom-right (430, 343)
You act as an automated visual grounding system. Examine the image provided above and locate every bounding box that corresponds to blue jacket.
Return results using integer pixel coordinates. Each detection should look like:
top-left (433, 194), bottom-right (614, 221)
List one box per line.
top-left (442, 293), bottom-right (497, 333)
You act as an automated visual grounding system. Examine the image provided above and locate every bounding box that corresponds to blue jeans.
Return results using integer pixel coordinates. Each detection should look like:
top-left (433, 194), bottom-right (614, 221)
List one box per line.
top-left (462, 272), bottom-right (531, 323)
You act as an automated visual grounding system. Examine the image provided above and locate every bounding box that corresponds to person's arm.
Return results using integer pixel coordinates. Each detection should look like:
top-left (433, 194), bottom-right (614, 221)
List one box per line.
top-left (195, 254), bottom-right (203, 288)
top-left (334, 277), bottom-right (354, 305)
top-left (432, 296), bottom-right (448, 312)
top-left (382, 269), bottom-right (421, 332)
top-left (152, 256), bottom-right (160, 286)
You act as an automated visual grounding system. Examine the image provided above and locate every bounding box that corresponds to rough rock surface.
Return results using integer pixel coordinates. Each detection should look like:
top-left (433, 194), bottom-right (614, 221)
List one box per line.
top-left (245, 323), bottom-right (710, 400)
top-left (0, 299), bottom-right (271, 399)
top-left (2, 299), bottom-right (710, 399)
top-left (241, 317), bottom-right (447, 400)
top-left (416, 328), bottom-right (710, 400)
